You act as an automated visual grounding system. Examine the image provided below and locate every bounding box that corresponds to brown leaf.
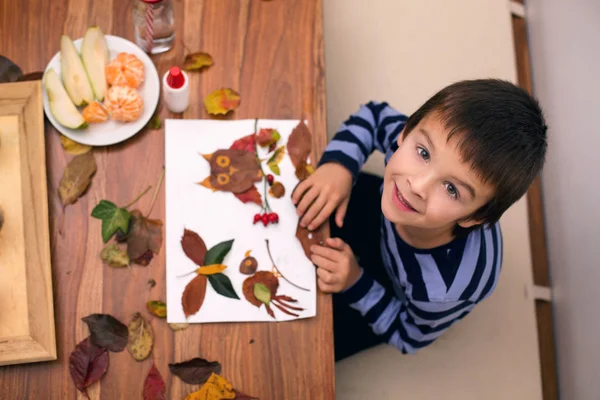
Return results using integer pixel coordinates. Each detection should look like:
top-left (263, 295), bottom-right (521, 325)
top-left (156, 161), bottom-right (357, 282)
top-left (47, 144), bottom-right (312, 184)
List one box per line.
top-left (146, 300), bottom-right (167, 318)
top-left (234, 390), bottom-right (259, 400)
top-left (169, 357), bottom-right (222, 385)
top-left (16, 71), bottom-right (44, 82)
top-left (234, 186), bottom-right (262, 206)
top-left (268, 182), bottom-right (285, 198)
top-left (58, 152), bottom-right (97, 206)
top-left (143, 363), bottom-right (166, 400)
top-left (182, 274), bottom-right (208, 318)
top-left (60, 135), bottom-right (92, 155)
top-left (82, 314), bottom-right (129, 352)
top-left (230, 134), bottom-right (256, 153)
top-left (287, 121), bottom-right (311, 169)
top-left (168, 323), bottom-right (190, 332)
top-left (239, 256), bottom-right (258, 275)
top-left (242, 271), bottom-right (279, 308)
top-left (207, 149), bottom-right (261, 193)
top-left (69, 337), bottom-right (109, 399)
top-left (127, 210), bottom-right (163, 266)
top-left (296, 222), bottom-right (327, 261)
top-left (0, 206), bottom-right (4, 232)
top-left (181, 228), bottom-right (207, 266)
top-left (127, 312), bottom-right (154, 361)
top-left (295, 161), bottom-right (315, 181)
top-left (184, 373), bottom-right (236, 400)
top-left (204, 88), bottom-right (241, 115)
top-left (183, 52), bottom-right (213, 71)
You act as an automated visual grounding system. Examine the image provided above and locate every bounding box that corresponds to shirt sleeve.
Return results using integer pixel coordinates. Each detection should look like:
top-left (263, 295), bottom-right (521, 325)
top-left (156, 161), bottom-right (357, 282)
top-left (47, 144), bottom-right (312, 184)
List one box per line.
top-left (341, 269), bottom-right (476, 354)
top-left (318, 101), bottom-right (408, 180)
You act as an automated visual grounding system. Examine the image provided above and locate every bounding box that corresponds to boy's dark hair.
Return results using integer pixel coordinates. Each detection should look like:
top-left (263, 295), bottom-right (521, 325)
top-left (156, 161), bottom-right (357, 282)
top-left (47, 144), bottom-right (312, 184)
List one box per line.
top-left (403, 79), bottom-right (547, 229)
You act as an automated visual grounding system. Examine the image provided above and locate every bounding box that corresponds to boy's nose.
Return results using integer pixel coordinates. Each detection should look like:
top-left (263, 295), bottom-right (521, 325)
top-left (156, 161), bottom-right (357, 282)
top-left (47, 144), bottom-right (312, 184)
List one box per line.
top-left (408, 172), bottom-right (434, 200)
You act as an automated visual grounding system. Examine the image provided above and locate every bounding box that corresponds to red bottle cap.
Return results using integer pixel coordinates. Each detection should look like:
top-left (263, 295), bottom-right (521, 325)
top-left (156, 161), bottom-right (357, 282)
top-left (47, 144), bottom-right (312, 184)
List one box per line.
top-left (142, 0), bottom-right (163, 3)
top-left (166, 66), bottom-right (185, 89)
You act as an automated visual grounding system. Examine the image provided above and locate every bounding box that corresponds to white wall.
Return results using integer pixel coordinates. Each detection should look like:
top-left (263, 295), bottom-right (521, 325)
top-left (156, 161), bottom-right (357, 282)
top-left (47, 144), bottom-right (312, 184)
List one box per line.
top-left (527, 1), bottom-right (600, 399)
top-left (324, 1), bottom-right (543, 399)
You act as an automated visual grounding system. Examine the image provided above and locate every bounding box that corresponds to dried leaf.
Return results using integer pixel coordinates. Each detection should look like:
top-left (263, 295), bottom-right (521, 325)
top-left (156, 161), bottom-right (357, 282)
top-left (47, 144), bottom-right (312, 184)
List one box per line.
top-left (207, 273), bottom-right (240, 299)
top-left (233, 390), bottom-right (259, 400)
top-left (168, 323), bottom-right (190, 331)
top-left (204, 239), bottom-right (234, 265)
top-left (287, 121), bottom-right (312, 168)
top-left (127, 210), bottom-right (163, 266)
top-left (296, 222), bottom-right (327, 261)
top-left (234, 186), bottom-right (262, 206)
top-left (207, 149), bottom-right (261, 193)
top-left (197, 264), bottom-right (227, 275)
top-left (148, 279), bottom-right (157, 289)
top-left (100, 244), bottom-right (130, 267)
top-left (16, 71), bottom-right (43, 82)
top-left (169, 358), bottom-right (222, 385)
top-left (295, 160), bottom-right (315, 181)
top-left (266, 146), bottom-right (285, 176)
top-left (127, 312), bottom-right (154, 361)
top-left (185, 373), bottom-right (235, 400)
top-left (183, 52), bottom-right (213, 71)
top-left (239, 256), bottom-right (258, 275)
top-left (243, 271), bottom-right (279, 308)
top-left (59, 152), bottom-right (97, 206)
top-left (82, 314), bottom-right (128, 352)
top-left (143, 363), bottom-right (166, 400)
top-left (91, 200), bottom-right (131, 243)
top-left (254, 283), bottom-right (271, 305)
top-left (182, 274), bottom-right (208, 318)
top-left (68, 337), bottom-right (109, 398)
top-left (204, 88), bottom-right (241, 115)
top-left (146, 300), bottom-right (167, 318)
top-left (0, 206), bottom-right (4, 232)
top-left (61, 135), bottom-right (92, 155)
top-left (0, 55), bottom-right (22, 83)
top-left (146, 113), bottom-right (161, 130)
top-left (230, 134), bottom-right (257, 153)
top-left (181, 228), bottom-right (208, 266)
top-left (269, 182), bottom-right (285, 199)
top-left (198, 176), bottom-right (217, 191)
top-left (256, 128), bottom-right (280, 148)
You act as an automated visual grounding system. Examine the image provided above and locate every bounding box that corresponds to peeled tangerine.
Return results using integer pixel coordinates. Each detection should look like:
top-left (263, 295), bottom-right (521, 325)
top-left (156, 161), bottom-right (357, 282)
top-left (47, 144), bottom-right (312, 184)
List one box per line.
top-left (82, 101), bottom-right (109, 124)
top-left (105, 52), bottom-right (145, 88)
top-left (104, 86), bottom-right (144, 122)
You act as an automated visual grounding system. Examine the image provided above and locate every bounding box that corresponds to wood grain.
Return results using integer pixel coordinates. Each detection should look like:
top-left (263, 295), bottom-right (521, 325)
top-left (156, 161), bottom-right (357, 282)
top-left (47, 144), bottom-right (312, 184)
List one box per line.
top-left (0, 0), bottom-right (334, 398)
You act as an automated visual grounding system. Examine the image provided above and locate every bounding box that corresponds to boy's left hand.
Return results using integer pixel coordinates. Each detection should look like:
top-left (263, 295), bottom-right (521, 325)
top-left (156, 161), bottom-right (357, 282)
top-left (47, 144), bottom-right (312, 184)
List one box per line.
top-left (310, 238), bottom-right (362, 293)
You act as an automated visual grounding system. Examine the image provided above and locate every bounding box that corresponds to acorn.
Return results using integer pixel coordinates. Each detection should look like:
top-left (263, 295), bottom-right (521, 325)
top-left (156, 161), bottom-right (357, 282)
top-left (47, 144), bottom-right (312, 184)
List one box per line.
top-left (240, 256), bottom-right (258, 275)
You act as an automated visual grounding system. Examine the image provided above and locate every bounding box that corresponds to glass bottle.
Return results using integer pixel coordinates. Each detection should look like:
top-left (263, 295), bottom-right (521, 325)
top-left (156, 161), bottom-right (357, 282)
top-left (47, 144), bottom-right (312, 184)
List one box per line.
top-left (132, 0), bottom-right (175, 54)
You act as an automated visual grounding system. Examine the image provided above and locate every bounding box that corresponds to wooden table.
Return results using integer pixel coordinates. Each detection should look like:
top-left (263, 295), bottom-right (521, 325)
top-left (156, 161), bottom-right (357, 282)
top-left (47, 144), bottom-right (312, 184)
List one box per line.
top-left (0, 0), bottom-right (334, 398)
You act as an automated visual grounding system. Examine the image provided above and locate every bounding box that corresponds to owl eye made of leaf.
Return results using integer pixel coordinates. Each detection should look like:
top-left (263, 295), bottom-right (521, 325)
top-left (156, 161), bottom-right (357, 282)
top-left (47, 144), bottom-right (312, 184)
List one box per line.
top-left (216, 173), bottom-right (230, 185)
top-left (216, 155), bottom-right (230, 168)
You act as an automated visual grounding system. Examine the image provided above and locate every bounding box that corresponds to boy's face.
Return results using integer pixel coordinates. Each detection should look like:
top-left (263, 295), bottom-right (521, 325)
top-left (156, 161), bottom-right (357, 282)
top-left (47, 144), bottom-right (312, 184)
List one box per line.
top-left (382, 112), bottom-right (495, 233)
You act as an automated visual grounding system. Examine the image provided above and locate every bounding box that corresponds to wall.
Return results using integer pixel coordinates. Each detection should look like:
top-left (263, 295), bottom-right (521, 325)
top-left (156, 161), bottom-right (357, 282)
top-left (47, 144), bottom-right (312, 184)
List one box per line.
top-left (527, 1), bottom-right (600, 399)
top-left (323, 1), bottom-right (544, 398)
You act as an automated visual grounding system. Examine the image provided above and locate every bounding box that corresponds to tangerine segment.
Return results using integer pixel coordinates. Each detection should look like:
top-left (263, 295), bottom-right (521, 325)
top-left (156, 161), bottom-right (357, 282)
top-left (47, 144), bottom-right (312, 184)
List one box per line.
top-left (82, 101), bottom-right (109, 123)
top-left (105, 52), bottom-right (145, 88)
top-left (104, 86), bottom-right (144, 122)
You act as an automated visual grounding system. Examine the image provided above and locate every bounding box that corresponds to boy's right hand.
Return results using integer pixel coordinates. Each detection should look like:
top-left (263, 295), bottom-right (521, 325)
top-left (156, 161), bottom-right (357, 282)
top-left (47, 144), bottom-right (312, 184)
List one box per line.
top-left (291, 162), bottom-right (353, 230)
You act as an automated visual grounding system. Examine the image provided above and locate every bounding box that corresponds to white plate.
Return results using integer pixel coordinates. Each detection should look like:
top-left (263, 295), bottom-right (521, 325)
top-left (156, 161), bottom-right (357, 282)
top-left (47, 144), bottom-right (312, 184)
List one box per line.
top-left (42, 35), bottom-right (160, 146)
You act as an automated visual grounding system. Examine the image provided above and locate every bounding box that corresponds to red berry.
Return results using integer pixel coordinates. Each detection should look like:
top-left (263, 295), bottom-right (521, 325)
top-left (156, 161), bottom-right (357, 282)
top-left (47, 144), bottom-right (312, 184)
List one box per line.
top-left (268, 213), bottom-right (277, 223)
top-left (267, 174), bottom-right (274, 185)
top-left (253, 214), bottom-right (261, 224)
top-left (273, 212), bottom-right (279, 223)
top-left (261, 214), bottom-right (269, 226)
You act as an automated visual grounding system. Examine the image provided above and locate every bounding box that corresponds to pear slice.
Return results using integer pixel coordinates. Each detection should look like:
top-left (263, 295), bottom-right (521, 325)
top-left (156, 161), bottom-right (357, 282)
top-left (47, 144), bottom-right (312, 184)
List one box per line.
top-left (44, 69), bottom-right (88, 130)
top-left (81, 27), bottom-right (109, 101)
top-left (60, 35), bottom-right (94, 106)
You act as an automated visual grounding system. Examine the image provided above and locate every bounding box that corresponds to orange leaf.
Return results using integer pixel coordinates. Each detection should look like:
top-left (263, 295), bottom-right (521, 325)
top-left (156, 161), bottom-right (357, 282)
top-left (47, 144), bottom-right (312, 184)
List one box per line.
top-left (196, 264), bottom-right (227, 275)
top-left (244, 250), bottom-right (252, 257)
top-left (183, 52), bottom-right (213, 71)
top-left (204, 88), bottom-right (241, 115)
top-left (234, 186), bottom-right (262, 206)
top-left (184, 373), bottom-right (235, 400)
top-left (182, 275), bottom-right (207, 318)
top-left (198, 176), bottom-right (217, 192)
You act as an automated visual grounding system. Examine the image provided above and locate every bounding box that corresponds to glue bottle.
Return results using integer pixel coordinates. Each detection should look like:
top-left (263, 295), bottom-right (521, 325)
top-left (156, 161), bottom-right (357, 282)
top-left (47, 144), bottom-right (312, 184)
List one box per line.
top-left (162, 66), bottom-right (189, 113)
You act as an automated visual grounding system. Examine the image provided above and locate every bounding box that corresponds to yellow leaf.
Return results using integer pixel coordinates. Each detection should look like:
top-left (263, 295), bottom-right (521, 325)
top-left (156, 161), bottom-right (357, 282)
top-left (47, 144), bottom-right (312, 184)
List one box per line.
top-left (198, 176), bottom-right (217, 192)
top-left (185, 373), bottom-right (236, 400)
top-left (244, 249), bottom-right (252, 258)
top-left (183, 52), bottom-right (214, 71)
top-left (196, 264), bottom-right (227, 275)
top-left (204, 88), bottom-right (241, 115)
top-left (60, 135), bottom-right (92, 155)
top-left (127, 313), bottom-right (154, 361)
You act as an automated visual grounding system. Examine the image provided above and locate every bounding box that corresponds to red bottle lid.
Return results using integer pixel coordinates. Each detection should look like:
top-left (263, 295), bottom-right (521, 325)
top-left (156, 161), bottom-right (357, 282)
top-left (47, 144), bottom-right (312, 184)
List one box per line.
top-left (166, 66), bottom-right (185, 89)
top-left (142, 0), bottom-right (163, 3)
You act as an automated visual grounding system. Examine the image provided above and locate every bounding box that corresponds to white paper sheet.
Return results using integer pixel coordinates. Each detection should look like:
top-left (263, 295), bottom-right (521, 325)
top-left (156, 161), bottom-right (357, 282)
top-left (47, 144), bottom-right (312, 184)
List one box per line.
top-left (165, 119), bottom-right (316, 323)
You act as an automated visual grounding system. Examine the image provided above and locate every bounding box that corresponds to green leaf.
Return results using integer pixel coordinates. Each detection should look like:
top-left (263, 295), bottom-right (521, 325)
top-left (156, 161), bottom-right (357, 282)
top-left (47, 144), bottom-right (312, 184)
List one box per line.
top-left (207, 273), bottom-right (239, 299)
top-left (91, 200), bottom-right (131, 243)
top-left (204, 239), bottom-right (234, 265)
top-left (92, 200), bottom-right (117, 219)
top-left (266, 146), bottom-right (285, 176)
top-left (253, 283), bottom-right (271, 305)
top-left (100, 244), bottom-right (129, 267)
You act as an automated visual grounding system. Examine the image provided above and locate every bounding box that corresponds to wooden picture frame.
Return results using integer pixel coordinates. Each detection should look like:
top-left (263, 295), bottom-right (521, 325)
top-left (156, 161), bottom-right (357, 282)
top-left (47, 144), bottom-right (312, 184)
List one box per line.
top-left (0, 80), bottom-right (56, 366)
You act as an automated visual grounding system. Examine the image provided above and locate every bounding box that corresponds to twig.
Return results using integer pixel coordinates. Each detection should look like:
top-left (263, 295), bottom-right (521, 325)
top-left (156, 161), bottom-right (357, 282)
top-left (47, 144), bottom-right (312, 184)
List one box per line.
top-left (272, 301), bottom-right (299, 317)
top-left (265, 239), bottom-right (309, 292)
top-left (124, 185), bottom-right (152, 209)
top-left (146, 167), bottom-right (165, 217)
top-left (253, 118), bottom-right (271, 213)
top-left (273, 298), bottom-right (303, 311)
top-left (176, 269), bottom-right (197, 278)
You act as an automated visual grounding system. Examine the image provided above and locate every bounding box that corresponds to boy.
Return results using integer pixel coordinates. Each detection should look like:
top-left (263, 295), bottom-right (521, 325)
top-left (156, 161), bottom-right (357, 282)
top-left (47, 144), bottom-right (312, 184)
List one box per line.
top-left (292, 79), bottom-right (547, 360)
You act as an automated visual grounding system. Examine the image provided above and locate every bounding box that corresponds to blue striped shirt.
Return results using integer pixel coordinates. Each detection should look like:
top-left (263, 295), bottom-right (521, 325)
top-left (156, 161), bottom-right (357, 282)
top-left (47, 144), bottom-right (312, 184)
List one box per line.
top-left (320, 101), bottom-right (503, 354)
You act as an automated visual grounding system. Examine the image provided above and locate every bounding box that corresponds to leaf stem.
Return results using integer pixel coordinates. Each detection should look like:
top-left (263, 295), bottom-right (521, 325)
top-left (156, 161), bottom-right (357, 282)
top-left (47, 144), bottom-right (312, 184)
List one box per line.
top-left (146, 167), bottom-right (165, 217)
top-left (254, 118), bottom-right (271, 213)
top-left (265, 239), bottom-right (309, 292)
top-left (124, 185), bottom-right (152, 209)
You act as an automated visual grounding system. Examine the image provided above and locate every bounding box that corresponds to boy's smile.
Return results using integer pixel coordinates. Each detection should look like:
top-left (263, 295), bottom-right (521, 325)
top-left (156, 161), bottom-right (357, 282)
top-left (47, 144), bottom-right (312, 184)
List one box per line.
top-left (382, 112), bottom-right (495, 248)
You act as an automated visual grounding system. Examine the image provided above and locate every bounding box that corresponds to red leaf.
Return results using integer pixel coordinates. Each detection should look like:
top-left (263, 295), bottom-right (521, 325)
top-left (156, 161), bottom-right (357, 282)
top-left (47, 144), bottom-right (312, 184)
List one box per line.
top-left (287, 121), bottom-right (312, 168)
top-left (127, 210), bottom-right (163, 266)
top-left (234, 186), bottom-right (262, 206)
top-left (230, 134), bottom-right (256, 153)
top-left (143, 363), bottom-right (166, 400)
top-left (182, 274), bottom-right (208, 318)
top-left (69, 337), bottom-right (109, 399)
top-left (181, 228), bottom-right (208, 266)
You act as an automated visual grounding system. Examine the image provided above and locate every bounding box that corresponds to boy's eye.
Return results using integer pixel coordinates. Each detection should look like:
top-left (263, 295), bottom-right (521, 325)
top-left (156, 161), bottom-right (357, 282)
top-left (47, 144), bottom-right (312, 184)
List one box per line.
top-left (417, 146), bottom-right (430, 161)
top-left (445, 182), bottom-right (459, 199)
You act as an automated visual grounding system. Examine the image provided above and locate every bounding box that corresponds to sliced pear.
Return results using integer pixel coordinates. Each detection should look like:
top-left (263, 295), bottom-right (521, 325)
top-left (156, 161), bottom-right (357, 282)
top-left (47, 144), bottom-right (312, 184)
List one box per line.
top-left (60, 35), bottom-right (94, 106)
top-left (81, 27), bottom-right (109, 101)
top-left (44, 69), bottom-right (88, 130)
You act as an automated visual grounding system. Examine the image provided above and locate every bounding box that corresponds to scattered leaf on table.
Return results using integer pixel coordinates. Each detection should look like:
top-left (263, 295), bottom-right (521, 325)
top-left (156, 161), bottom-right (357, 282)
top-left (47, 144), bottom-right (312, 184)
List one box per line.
top-left (234, 186), bottom-right (262, 206)
top-left (168, 323), bottom-right (190, 332)
top-left (148, 279), bottom-right (157, 289)
top-left (185, 372), bottom-right (236, 400)
top-left (256, 128), bottom-right (280, 148)
top-left (0, 55), bottom-right (22, 83)
top-left (68, 337), bottom-right (109, 398)
top-left (181, 228), bottom-right (207, 266)
top-left (143, 363), bottom-right (166, 400)
top-left (204, 239), bottom-right (234, 265)
top-left (127, 210), bottom-right (163, 266)
top-left (61, 135), bottom-right (92, 155)
top-left (82, 314), bottom-right (129, 352)
top-left (207, 273), bottom-right (240, 299)
top-left (58, 152), bottom-right (97, 206)
top-left (233, 390), bottom-right (259, 400)
top-left (91, 200), bottom-right (131, 243)
top-left (16, 71), bottom-right (44, 82)
top-left (269, 182), bottom-right (285, 198)
top-left (295, 160), bottom-right (315, 181)
top-left (266, 145), bottom-right (285, 176)
top-left (197, 264), bottom-right (227, 275)
top-left (147, 300), bottom-right (167, 318)
top-left (127, 312), bottom-right (154, 361)
top-left (204, 88), bottom-right (241, 115)
top-left (100, 244), bottom-right (130, 267)
top-left (230, 133), bottom-right (257, 153)
top-left (254, 283), bottom-right (271, 305)
top-left (146, 114), bottom-right (161, 130)
top-left (182, 274), bottom-right (208, 318)
top-left (287, 121), bottom-right (312, 168)
top-left (296, 221), bottom-right (327, 261)
top-left (183, 52), bottom-right (213, 71)
top-left (169, 357), bottom-right (222, 385)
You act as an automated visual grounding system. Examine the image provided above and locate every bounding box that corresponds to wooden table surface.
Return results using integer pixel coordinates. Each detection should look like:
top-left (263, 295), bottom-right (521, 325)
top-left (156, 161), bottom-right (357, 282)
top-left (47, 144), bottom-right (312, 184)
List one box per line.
top-left (0, 0), bottom-right (334, 399)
